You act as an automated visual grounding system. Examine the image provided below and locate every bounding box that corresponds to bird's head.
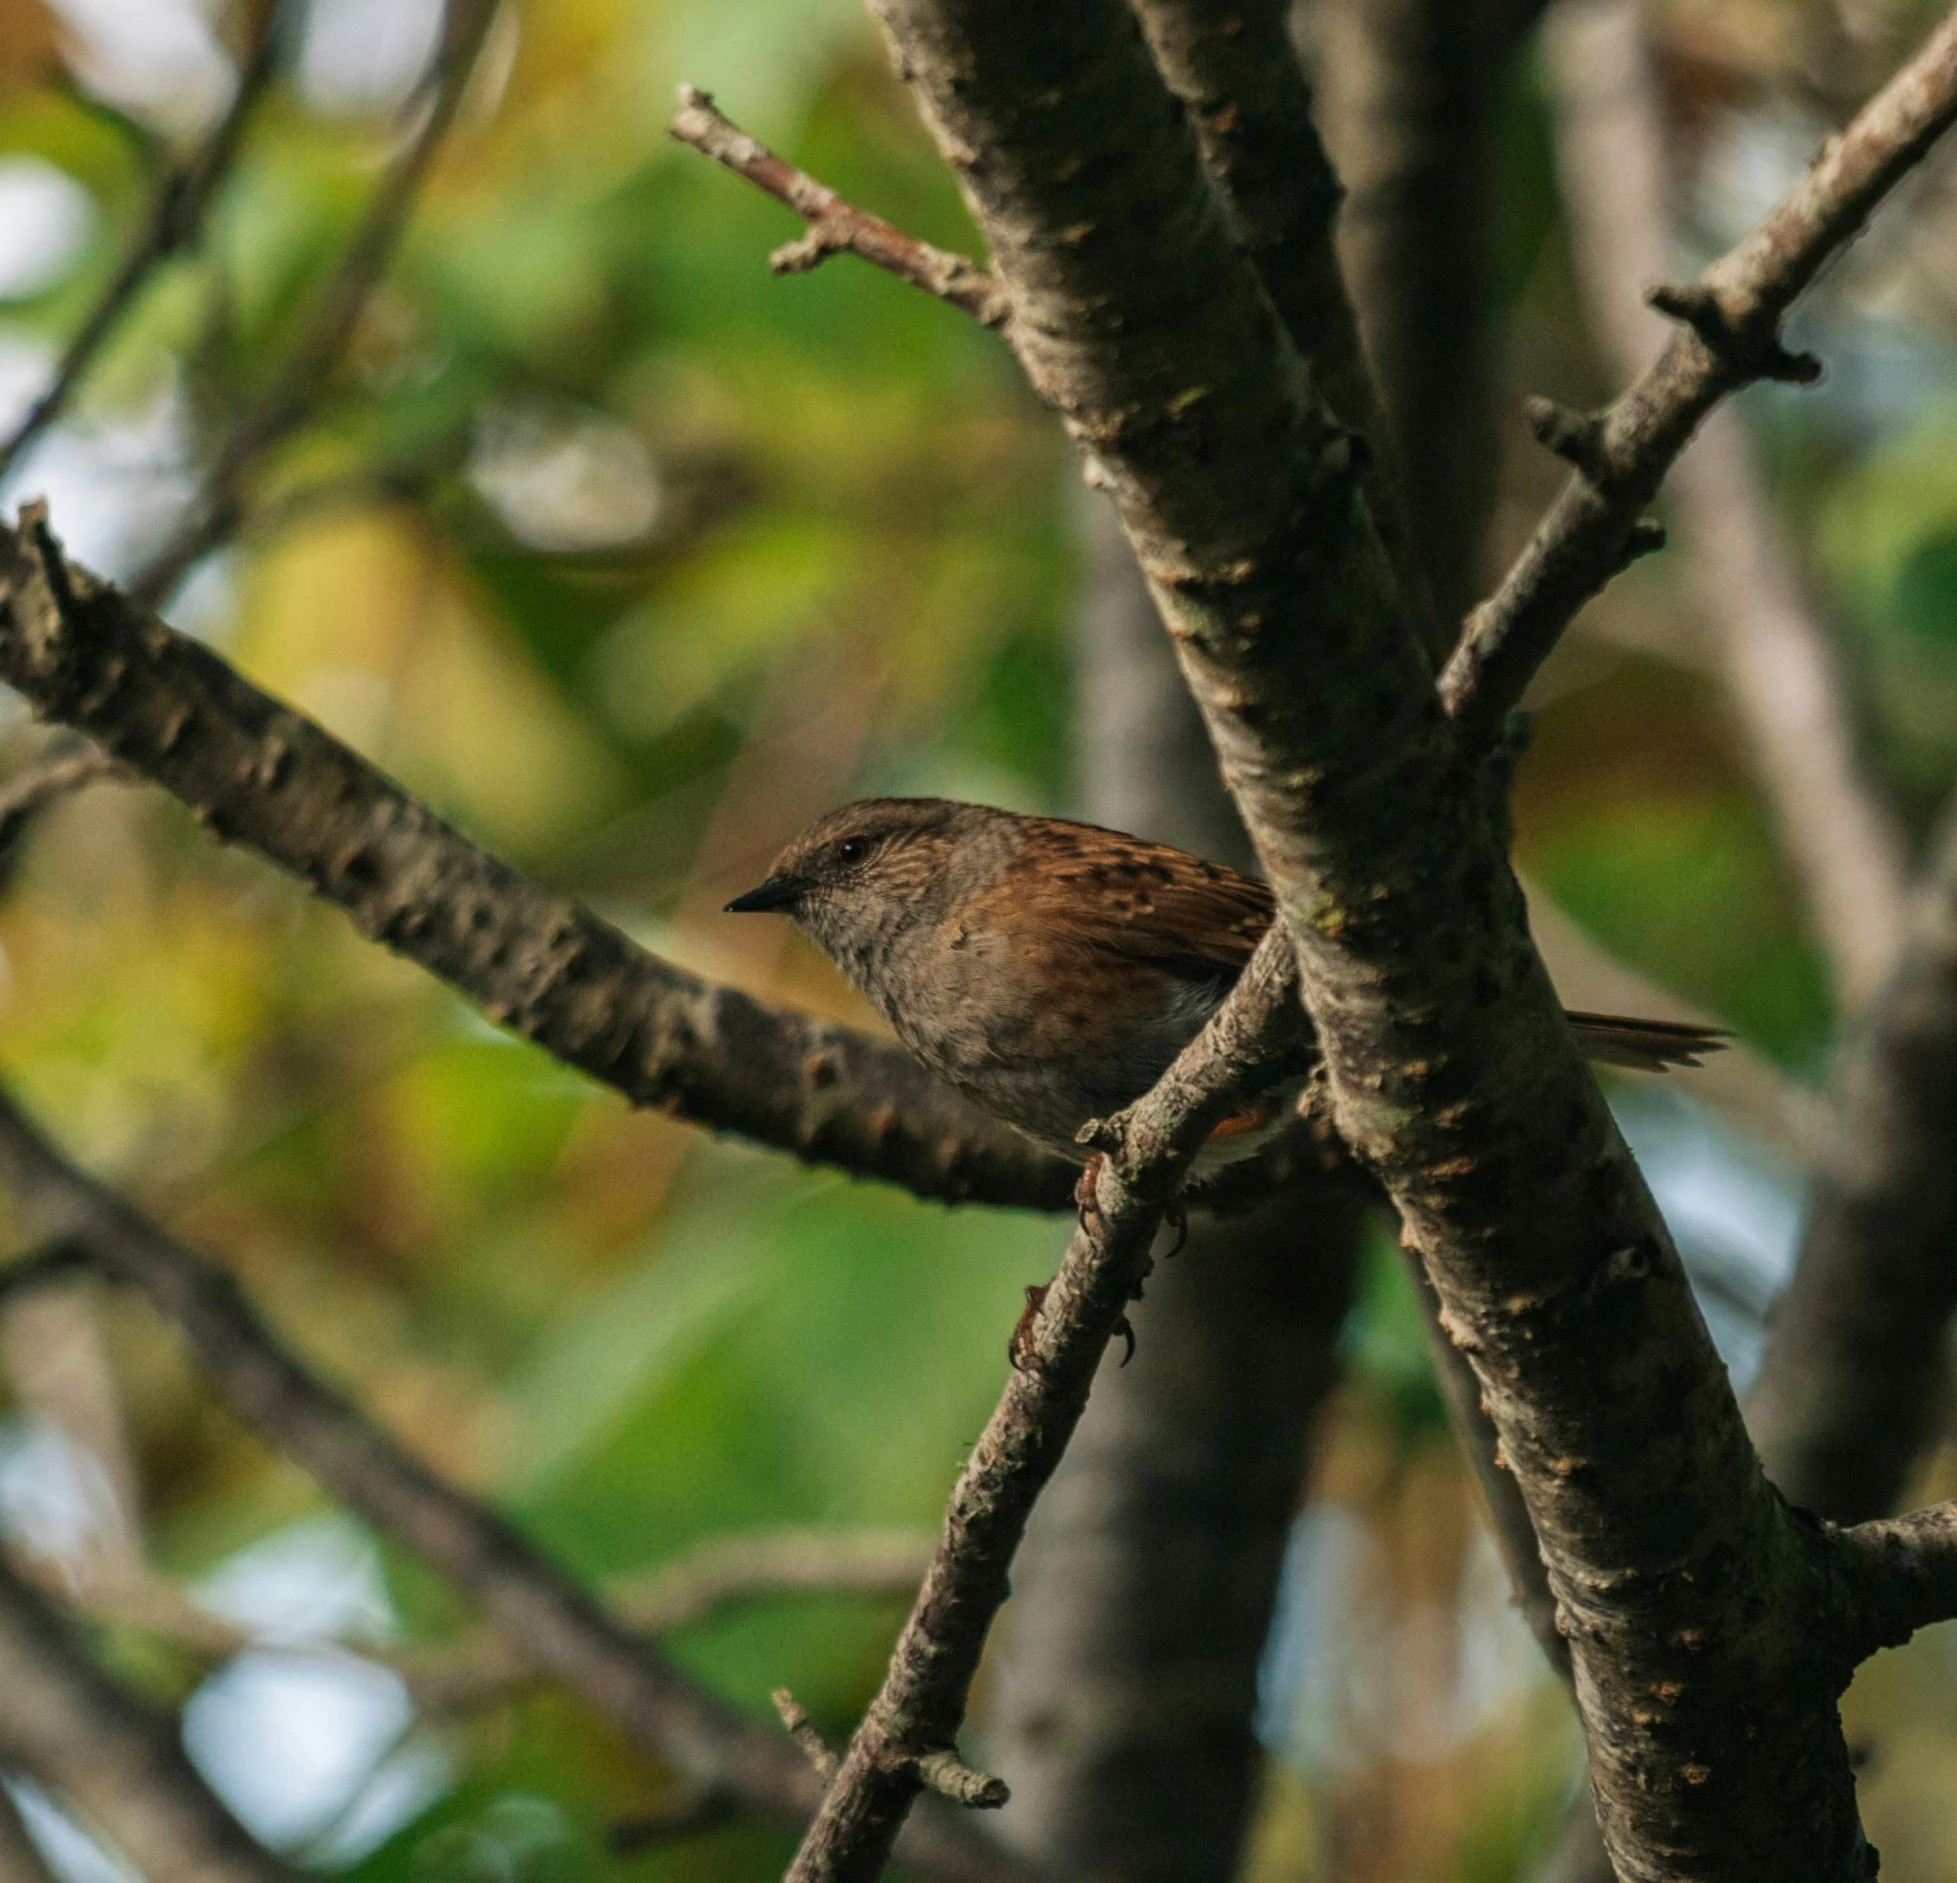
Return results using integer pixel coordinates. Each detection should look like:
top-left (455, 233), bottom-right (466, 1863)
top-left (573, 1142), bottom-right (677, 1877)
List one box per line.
top-left (725, 797), bottom-right (996, 968)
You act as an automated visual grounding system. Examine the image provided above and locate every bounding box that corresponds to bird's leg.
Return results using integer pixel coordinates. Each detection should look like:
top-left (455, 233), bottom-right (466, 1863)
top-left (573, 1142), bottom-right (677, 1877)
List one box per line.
top-left (1074, 1151), bottom-right (1106, 1225)
top-left (1009, 1283), bottom-right (1049, 1372)
top-left (1011, 1158), bottom-right (1142, 1368)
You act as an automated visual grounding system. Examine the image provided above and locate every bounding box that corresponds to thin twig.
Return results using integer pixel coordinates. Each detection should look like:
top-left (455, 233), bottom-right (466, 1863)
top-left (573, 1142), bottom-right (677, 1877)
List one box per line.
top-left (1439, 3), bottom-right (1957, 749)
top-left (130, 0), bottom-right (501, 606)
top-left (670, 87), bottom-right (1011, 329)
top-left (0, 1556), bottom-right (300, 1883)
top-left (0, 8), bottom-right (284, 485)
top-left (0, 1240), bottom-right (94, 1306)
top-left (401, 1527), bottom-right (934, 1714)
top-left (607, 1788), bottom-right (740, 1853)
top-left (775, 1690), bottom-right (841, 1780)
top-left (1545, 0), bottom-right (1912, 1007)
top-left (0, 751), bottom-right (129, 866)
top-left (0, 1085), bottom-right (1028, 1883)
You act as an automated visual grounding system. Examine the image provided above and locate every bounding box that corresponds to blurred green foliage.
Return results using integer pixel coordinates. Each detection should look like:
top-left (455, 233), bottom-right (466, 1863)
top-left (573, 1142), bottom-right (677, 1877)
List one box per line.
top-left (1, 0), bottom-right (1957, 1879)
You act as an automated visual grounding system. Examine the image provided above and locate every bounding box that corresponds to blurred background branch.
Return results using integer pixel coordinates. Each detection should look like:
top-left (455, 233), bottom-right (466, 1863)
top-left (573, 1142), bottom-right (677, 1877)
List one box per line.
top-left (0, 1082), bottom-right (1025, 1883)
top-left (0, 0), bottom-right (283, 488)
top-left (129, 0), bottom-right (503, 607)
top-left (0, 1553), bottom-right (300, 1883)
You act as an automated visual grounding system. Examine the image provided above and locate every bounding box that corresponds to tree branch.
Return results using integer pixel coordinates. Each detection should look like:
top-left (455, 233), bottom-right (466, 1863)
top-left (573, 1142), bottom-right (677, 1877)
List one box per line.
top-left (1833, 1501), bottom-right (1957, 1662)
top-left (0, 510), bottom-right (1074, 1211)
top-left (669, 88), bottom-right (1010, 328)
top-left (1545, 0), bottom-right (1911, 1008)
top-left (403, 1528), bottom-right (935, 1714)
top-left (1439, 3), bottom-right (1957, 750)
top-left (0, 6), bottom-right (283, 486)
top-left (130, 0), bottom-right (500, 607)
top-left (1123, 0), bottom-right (1367, 431)
top-left (0, 1556), bottom-right (300, 1883)
top-left (0, 1083), bottom-right (1027, 1883)
top-left (1309, 0), bottom-right (1513, 628)
top-left (1749, 801), bottom-right (1957, 1520)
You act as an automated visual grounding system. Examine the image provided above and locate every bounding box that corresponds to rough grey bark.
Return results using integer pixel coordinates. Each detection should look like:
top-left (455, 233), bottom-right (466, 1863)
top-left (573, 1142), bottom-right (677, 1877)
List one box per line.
top-left (1121, 0), bottom-right (1429, 652)
top-left (855, 1), bottom-right (1957, 1875)
top-left (981, 494), bottom-right (1367, 1882)
top-left (0, 1556), bottom-right (300, 1883)
top-left (0, 514), bottom-right (1072, 1212)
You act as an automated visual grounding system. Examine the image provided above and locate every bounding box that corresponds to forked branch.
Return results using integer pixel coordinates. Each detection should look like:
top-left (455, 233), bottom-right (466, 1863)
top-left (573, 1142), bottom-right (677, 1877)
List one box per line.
top-left (1440, 4), bottom-right (1957, 748)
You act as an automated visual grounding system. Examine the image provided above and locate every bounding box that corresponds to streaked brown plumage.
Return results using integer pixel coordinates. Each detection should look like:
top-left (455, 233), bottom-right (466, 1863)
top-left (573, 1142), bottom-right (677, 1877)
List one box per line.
top-left (727, 797), bottom-right (1723, 1169)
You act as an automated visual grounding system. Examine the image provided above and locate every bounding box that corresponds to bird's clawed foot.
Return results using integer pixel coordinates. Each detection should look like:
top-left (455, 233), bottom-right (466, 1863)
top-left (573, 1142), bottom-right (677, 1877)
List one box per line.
top-left (1074, 1152), bottom-right (1106, 1226)
top-left (1162, 1199), bottom-right (1188, 1258)
top-left (1009, 1283), bottom-right (1049, 1372)
top-left (1008, 1280), bottom-right (1137, 1370)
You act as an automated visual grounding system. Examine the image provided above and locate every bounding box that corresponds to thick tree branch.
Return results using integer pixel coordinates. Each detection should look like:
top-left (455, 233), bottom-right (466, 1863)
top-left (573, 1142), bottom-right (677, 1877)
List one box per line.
top-left (1546, 0), bottom-right (1911, 1008)
top-left (1123, 3), bottom-right (1368, 432)
top-left (852, 2), bottom-right (1957, 1877)
top-left (0, 8), bottom-right (282, 486)
top-left (1310, 0), bottom-right (1511, 627)
top-left (1749, 802), bottom-right (1957, 1521)
top-left (669, 88), bottom-right (1010, 328)
top-left (131, 0), bottom-right (500, 606)
top-left (0, 1085), bottom-right (1027, 1883)
top-left (0, 511), bottom-right (1073, 1210)
top-left (0, 1556), bottom-right (300, 1883)
top-left (1440, 4), bottom-right (1957, 750)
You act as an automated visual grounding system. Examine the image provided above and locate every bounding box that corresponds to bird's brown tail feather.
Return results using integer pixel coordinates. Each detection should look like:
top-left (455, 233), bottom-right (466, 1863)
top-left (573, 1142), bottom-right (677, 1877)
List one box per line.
top-left (1567, 1010), bottom-right (1728, 1072)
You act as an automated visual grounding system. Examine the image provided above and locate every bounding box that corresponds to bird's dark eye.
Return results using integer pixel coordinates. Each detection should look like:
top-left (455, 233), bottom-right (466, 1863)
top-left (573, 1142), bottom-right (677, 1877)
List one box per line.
top-left (836, 837), bottom-right (867, 865)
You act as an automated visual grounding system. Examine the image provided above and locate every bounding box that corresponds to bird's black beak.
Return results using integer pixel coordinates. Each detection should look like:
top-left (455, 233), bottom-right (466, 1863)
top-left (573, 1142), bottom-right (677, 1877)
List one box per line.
top-left (725, 873), bottom-right (805, 914)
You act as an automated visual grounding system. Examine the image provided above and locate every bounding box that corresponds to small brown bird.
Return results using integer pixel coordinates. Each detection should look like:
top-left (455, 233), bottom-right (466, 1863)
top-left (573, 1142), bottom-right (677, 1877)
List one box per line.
top-left (727, 797), bottom-right (1723, 1173)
